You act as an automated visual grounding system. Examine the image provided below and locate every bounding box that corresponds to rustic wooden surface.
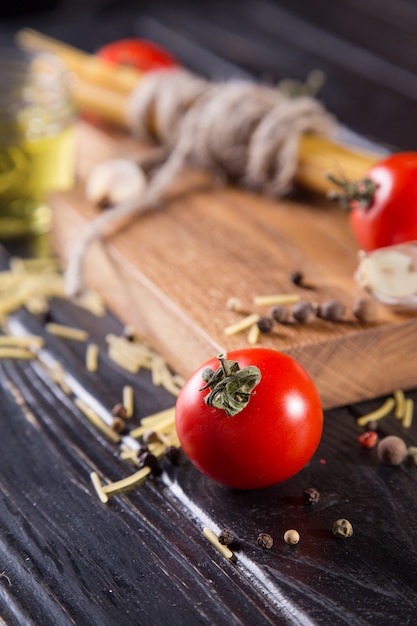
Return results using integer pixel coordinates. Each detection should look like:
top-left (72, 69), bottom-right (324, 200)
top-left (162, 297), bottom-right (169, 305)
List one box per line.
top-left (0, 246), bottom-right (417, 626)
top-left (51, 122), bottom-right (417, 409)
top-left (1, 1), bottom-right (417, 624)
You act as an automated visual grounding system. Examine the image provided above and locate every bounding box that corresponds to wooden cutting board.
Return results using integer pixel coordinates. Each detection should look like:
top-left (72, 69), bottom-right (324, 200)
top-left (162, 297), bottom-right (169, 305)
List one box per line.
top-left (50, 121), bottom-right (417, 409)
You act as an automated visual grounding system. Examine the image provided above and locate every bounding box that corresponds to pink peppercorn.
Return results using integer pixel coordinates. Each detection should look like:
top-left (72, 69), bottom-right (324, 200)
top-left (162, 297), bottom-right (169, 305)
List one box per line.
top-left (358, 431), bottom-right (379, 449)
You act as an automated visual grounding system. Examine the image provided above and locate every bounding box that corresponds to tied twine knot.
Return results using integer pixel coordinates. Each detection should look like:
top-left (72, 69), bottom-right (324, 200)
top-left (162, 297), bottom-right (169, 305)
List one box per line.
top-left (65, 69), bottom-right (335, 296)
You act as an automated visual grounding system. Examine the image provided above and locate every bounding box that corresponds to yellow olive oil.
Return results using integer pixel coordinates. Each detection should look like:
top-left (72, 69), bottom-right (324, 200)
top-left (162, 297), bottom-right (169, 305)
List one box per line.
top-left (0, 48), bottom-right (75, 239)
top-left (0, 126), bottom-right (75, 237)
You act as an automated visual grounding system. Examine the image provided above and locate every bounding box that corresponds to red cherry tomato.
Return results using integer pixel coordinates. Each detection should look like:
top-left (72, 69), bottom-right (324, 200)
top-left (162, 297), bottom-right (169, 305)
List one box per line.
top-left (348, 152), bottom-right (417, 251)
top-left (175, 348), bottom-right (323, 489)
top-left (96, 38), bottom-right (179, 72)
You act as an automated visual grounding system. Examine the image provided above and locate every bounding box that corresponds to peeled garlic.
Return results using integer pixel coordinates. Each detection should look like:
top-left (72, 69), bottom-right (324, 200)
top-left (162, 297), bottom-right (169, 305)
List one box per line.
top-left (355, 243), bottom-right (417, 307)
top-left (85, 159), bottom-right (146, 207)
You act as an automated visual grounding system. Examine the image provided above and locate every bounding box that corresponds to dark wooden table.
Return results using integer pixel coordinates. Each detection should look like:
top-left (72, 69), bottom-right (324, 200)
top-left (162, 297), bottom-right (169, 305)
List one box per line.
top-left (1, 2), bottom-right (417, 624)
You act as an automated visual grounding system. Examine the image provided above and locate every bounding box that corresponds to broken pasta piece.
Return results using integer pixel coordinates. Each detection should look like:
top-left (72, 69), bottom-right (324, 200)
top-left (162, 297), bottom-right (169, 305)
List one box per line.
top-left (224, 313), bottom-right (260, 336)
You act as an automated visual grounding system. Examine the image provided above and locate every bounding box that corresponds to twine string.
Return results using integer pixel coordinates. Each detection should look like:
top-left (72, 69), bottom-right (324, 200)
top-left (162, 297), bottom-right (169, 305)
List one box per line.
top-left (65, 69), bottom-right (335, 296)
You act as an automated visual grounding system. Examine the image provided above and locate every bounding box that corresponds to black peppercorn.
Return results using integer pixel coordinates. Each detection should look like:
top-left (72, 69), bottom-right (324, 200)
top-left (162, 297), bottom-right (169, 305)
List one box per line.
top-left (303, 486), bottom-right (320, 505)
top-left (317, 299), bottom-right (346, 321)
top-left (137, 445), bottom-right (149, 456)
top-left (218, 528), bottom-right (235, 546)
top-left (139, 451), bottom-right (159, 471)
top-left (290, 270), bottom-right (304, 286)
top-left (256, 532), bottom-right (273, 549)
top-left (270, 305), bottom-right (289, 323)
top-left (292, 300), bottom-right (314, 323)
top-left (165, 445), bottom-right (181, 464)
top-left (290, 270), bottom-right (314, 289)
top-left (257, 316), bottom-right (274, 333)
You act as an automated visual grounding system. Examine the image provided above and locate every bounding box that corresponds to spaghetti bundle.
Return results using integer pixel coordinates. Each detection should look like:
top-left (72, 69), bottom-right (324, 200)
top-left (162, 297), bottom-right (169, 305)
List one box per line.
top-left (17, 29), bottom-right (380, 297)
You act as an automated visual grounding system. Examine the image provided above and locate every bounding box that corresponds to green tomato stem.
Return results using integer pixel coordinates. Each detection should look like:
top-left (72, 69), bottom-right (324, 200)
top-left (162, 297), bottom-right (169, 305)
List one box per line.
top-left (200, 353), bottom-right (261, 417)
top-left (327, 173), bottom-right (378, 210)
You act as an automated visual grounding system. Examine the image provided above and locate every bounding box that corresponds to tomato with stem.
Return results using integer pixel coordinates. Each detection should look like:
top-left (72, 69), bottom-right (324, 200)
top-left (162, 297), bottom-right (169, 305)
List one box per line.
top-left (175, 348), bottom-right (323, 490)
top-left (329, 152), bottom-right (417, 251)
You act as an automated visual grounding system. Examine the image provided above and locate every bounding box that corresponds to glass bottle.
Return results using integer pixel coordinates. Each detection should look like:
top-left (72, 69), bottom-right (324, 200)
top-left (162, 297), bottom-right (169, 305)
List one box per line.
top-left (0, 47), bottom-right (75, 238)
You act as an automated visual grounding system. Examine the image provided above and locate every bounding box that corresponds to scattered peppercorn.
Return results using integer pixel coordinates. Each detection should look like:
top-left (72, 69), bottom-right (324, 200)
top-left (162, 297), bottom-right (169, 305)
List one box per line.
top-left (270, 305), bottom-right (289, 323)
top-left (139, 451), bottom-right (159, 471)
top-left (332, 518), bottom-right (353, 538)
top-left (358, 430), bottom-right (379, 449)
top-left (283, 529), bottom-right (300, 545)
top-left (256, 532), bottom-right (274, 549)
top-left (317, 299), bottom-right (346, 321)
top-left (290, 270), bottom-right (315, 289)
top-left (290, 270), bottom-right (304, 286)
top-left (142, 430), bottom-right (159, 444)
top-left (257, 316), bottom-right (274, 333)
top-left (352, 297), bottom-right (377, 323)
top-left (292, 300), bottom-right (315, 323)
top-left (218, 528), bottom-right (235, 546)
top-left (137, 445), bottom-right (149, 457)
top-left (377, 435), bottom-right (408, 465)
top-left (303, 486), bottom-right (320, 505)
top-left (366, 420), bottom-right (379, 432)
top-left (165, 445), bottom-right (181, 464)
top-left (111, 416), bottom-right (126, 433)
top-left (112, 403), bottom-right (127, 419)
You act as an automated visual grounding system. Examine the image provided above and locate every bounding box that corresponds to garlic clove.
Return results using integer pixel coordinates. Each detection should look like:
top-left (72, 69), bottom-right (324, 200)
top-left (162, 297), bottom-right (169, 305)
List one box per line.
top-left (85, 158), bottom-right (146, 208)
top-left (355, 242), bottom-right (417, 307)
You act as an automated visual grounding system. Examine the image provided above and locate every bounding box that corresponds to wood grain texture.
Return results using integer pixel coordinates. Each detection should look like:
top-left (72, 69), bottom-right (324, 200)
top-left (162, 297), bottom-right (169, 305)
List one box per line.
top-left (51, 122), bottom-right (417, 409)
top-left (1, 2), bottom-right (417, 624)
top-left (0, 254), bottom-right (416, 625)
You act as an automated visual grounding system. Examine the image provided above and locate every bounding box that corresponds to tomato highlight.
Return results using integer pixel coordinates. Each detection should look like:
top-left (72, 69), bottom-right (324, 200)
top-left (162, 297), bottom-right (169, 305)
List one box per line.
top-left (175, 348), bottom-right (323, 490)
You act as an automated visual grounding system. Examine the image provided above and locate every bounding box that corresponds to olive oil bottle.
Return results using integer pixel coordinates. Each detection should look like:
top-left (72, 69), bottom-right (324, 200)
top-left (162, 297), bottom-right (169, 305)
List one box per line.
top-left (0, 48), bottom-right (75, 238)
